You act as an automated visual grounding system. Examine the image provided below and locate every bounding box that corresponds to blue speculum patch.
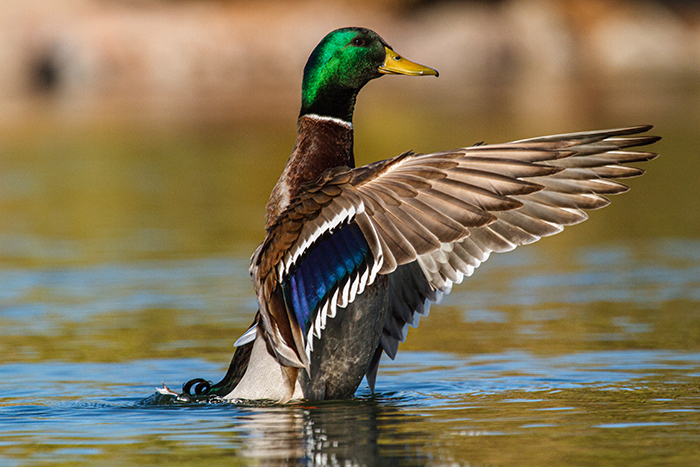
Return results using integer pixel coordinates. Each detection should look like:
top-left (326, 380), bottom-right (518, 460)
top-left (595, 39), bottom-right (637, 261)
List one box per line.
top-left (283, 222), bottom-right (372, 337)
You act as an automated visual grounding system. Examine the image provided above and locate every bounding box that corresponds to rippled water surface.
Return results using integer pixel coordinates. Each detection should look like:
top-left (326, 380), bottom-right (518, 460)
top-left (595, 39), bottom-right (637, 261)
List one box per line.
top-left (1, 83), bottom-right (700, 466)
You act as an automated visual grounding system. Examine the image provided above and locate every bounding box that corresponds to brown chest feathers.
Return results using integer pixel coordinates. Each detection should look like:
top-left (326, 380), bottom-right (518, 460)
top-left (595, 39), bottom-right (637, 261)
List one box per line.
top-left (266, 115), bottom-right (354, 227)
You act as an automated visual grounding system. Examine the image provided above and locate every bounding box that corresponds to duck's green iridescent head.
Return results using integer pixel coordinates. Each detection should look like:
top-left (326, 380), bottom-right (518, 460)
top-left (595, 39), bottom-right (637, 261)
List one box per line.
top-left (300, 27), bottom-right (438, 123)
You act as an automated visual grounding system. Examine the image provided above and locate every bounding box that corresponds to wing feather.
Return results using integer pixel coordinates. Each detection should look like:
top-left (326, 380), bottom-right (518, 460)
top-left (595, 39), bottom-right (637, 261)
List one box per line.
top-left (251, 126), bottom-right (659, 375)
top-left (369, 126), bottom-right (658, 379)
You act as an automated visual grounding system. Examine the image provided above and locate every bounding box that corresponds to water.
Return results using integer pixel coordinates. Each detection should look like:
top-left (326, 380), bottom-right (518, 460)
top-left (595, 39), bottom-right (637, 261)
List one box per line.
top-left (1, 82), bottom-right (700, 465)
top-left (2, 242), bottom-right (699, 465)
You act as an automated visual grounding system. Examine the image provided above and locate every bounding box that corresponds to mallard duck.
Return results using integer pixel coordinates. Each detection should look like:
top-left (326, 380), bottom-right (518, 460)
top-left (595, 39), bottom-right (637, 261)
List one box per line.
top-left (161, 27), bottom-right (659, 403)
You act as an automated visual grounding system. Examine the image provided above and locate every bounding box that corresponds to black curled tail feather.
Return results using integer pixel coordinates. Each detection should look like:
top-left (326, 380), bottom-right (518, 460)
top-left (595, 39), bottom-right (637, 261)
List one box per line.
top-left (180, 339), bottom-right (254, 401)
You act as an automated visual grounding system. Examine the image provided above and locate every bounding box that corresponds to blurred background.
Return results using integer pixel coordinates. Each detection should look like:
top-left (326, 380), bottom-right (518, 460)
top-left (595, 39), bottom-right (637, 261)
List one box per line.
top-left (3, 0), bottom-right (700, 125)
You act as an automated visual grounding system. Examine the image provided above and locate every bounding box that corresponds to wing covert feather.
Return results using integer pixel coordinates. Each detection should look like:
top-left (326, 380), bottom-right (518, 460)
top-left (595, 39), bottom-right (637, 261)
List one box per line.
top-left (251, 126), bottom-right (659, 374)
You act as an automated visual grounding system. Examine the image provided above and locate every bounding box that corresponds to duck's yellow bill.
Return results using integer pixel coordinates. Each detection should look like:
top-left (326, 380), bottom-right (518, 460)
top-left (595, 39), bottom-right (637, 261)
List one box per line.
top-left (379, 47), bottom-right (439, 77)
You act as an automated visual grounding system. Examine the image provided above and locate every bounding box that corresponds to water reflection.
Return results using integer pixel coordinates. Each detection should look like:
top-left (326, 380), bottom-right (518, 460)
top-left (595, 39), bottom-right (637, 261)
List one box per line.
top-left (235, 400), bottom-right (428, 466)
top-left (2, 345), bottom-right (699, 466)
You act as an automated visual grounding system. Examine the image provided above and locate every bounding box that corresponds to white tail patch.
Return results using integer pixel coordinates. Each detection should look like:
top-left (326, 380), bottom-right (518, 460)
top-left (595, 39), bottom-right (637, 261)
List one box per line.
top-left (233, 324), bottom-right (258, 347)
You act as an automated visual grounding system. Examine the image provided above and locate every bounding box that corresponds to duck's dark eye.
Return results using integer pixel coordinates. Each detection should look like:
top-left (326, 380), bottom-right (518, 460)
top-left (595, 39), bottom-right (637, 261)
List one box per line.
top-left (352, 38), bottom-right (365, 47)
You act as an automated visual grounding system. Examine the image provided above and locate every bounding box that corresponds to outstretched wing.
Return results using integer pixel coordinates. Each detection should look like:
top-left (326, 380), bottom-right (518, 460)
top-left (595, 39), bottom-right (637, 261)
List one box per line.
top-left (376, 126), bottom-right (659, 367)
top-left (250, 125), bottom-right (659, 371)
